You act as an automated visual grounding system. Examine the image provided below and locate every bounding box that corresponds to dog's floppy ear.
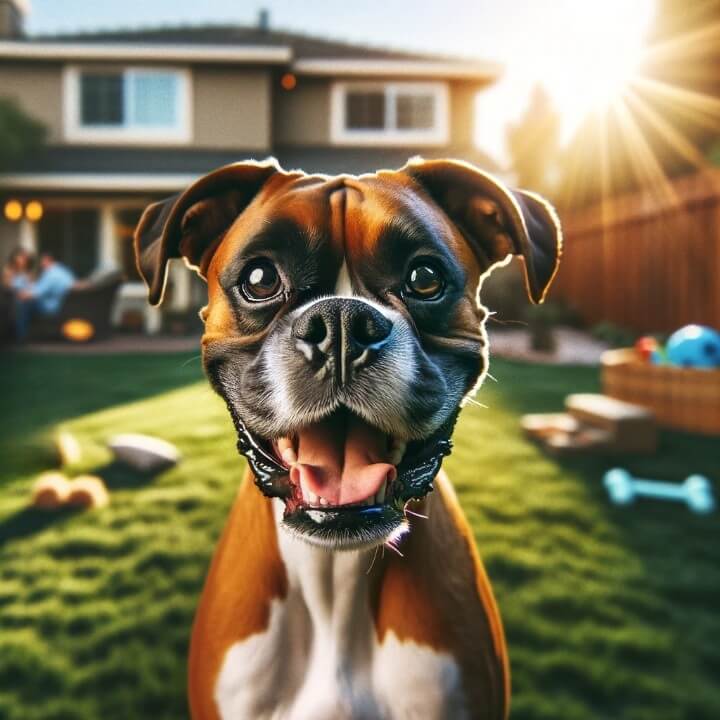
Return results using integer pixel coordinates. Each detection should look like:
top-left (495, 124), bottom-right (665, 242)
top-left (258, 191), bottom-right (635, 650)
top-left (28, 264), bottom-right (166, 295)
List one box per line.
top-left (402, 158), bottom-right (562, 303)
top-left (134, 160), bottom-right (280, 305)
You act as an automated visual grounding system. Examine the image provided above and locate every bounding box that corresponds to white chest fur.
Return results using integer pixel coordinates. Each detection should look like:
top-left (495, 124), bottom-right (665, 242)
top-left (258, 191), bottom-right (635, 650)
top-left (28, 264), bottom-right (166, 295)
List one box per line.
top-left (213, 502), bottom-right (468, 720)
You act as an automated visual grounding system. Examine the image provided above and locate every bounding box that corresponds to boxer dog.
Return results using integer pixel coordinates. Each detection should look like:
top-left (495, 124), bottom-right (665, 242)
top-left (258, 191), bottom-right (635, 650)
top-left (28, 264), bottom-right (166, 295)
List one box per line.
top-left (134, 158), bottom-right (561, 720)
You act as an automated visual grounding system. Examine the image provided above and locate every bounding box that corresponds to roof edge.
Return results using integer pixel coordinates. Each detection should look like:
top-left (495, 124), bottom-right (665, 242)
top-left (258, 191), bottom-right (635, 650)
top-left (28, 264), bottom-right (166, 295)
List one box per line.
top-left (293, 58), bottom-right (502, 80)
top-left (0, 40), bottom-right (292, 63)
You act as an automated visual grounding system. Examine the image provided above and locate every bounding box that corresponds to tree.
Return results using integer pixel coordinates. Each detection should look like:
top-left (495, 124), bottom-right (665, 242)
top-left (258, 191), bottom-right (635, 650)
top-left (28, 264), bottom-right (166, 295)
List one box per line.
top-left (0, 98), bottom-right (46, 171)
top-left (505, 85), bottom-right (561, 197)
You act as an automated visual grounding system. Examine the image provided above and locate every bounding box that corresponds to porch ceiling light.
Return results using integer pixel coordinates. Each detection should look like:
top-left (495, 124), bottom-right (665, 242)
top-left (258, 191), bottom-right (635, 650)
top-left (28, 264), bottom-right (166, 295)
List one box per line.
top-left (3, 199), bottom-right (22, 222)
top-left (25, 200), bottom-right (43, 222)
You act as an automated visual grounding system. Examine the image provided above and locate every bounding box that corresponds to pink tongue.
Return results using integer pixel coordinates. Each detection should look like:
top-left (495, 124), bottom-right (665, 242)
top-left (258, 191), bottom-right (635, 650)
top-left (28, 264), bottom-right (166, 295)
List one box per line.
top-left (289, 412), bottom-right (396, 506)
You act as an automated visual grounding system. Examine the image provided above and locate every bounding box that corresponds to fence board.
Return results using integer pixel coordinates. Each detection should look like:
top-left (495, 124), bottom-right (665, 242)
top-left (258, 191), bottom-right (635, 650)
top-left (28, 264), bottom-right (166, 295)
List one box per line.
top-left (551, 169), bottom-right (720, 333)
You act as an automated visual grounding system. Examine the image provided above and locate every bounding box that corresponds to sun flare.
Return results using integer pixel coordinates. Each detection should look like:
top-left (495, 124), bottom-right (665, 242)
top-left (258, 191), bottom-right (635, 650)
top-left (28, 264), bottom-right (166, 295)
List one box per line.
top-left (534, 0), bottom-right (656, 135)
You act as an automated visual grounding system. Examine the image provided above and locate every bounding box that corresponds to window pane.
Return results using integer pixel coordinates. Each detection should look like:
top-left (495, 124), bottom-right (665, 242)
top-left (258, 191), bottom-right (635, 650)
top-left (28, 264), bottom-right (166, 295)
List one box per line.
top-left (130, 72), bottom-right (178, 127)
top-left (80, 73), bottom-right (124, 126)
top-left (345, 91), bottom-right (385, 130)
top-left (396, 94), bottom-right (435, 130)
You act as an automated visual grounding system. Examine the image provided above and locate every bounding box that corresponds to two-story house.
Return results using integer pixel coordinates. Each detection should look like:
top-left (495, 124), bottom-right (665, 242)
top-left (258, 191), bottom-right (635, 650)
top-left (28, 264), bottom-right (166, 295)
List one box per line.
top-left (0, 1), bottom-right (501, 332)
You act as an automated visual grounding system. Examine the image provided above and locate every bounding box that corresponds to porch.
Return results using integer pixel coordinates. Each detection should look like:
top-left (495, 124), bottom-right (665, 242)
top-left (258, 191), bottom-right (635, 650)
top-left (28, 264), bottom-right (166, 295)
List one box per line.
top-left (1, 194), bottom-right (203, 334)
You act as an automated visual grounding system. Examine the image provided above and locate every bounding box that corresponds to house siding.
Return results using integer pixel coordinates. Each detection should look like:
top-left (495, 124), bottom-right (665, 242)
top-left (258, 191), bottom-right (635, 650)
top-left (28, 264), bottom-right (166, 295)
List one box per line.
top-left (274, 77), bottom-right (481, 148)
top-left (273, 77), bottom-right (331, 146)
top-left (0, 62), bottom-right (272, 150)
top-left (193, 66), bottom-right (271, 150)
top-left (450, 81), bottom-right (480, 147)
top-left (0, 62), bottom-right (63, 141)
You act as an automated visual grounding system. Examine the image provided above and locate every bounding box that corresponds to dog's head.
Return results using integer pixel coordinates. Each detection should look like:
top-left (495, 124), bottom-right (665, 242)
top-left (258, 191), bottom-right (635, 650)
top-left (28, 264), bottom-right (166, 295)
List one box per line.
top-left (135, 158), bottom-right (561, 549)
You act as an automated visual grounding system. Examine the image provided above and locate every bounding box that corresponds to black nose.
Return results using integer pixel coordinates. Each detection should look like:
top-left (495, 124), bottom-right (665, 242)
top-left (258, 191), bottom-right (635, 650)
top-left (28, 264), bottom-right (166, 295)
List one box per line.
top-left (291, 298), bottom-right (392, 386)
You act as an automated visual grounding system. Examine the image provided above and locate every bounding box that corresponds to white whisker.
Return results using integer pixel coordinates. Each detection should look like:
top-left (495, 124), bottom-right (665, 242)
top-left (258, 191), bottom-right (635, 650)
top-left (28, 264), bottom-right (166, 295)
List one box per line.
top-left (403, 501), bottom-right (428, 520)
top-left (465, 397), bottom-right (488, 409)
top-left (366, 545), bottom-right (381, 575)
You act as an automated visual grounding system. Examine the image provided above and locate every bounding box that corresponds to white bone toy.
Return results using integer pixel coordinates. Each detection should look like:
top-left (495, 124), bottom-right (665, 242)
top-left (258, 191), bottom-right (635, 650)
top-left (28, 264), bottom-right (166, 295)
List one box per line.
top-left (603, 468), bottom-right (715, 514)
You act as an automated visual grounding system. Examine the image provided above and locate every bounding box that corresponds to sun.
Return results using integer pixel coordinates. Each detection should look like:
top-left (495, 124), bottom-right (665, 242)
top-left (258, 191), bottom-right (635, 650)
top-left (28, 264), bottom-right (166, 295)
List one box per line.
top-left (530, 0), bottom-right (656, 137)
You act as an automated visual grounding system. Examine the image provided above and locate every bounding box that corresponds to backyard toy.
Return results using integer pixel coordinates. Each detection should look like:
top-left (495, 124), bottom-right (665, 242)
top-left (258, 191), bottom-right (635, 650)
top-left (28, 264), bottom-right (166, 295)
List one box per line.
top-left (522, 393), bottom-right (657, 455)
top-left (666, 324), bottom-right (720, 369)
top-left (604, 468), bottom-right (715, 514)
top-left (55, 430), bottom-right (82, 466)
top-left (109, 433), bottom-right (180, 472)
top-left (31, 472), bottom-right (72, 509)
top-left (634, 335), bottom-right (659, 362)
top-left (31, 472), bottom-right (110, 510)
top-left (649, 348), bottom-right (667, 365)
top-left (65, 475), bottom-right (110, 509)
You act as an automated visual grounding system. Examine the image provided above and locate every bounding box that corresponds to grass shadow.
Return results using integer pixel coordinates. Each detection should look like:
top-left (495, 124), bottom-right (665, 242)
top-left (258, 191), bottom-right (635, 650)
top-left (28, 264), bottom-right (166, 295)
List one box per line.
top-left (0, 351), bottom-right (203, 482)
top-left (94, 460), bottom-right (169, 490)
top-left (0, 506), bottom-right (81, 548)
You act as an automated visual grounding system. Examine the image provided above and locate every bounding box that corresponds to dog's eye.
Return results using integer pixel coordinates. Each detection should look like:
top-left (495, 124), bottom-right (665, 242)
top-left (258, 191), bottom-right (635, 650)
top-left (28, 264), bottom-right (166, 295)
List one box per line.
top-left (404, 261), bottom-right (445, 300)
top-left (240, 259), bottom-right (282, 302)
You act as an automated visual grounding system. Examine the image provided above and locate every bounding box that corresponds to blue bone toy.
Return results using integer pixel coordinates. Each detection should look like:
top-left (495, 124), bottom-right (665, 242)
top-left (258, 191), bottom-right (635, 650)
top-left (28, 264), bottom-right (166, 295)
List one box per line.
top-left (603, 468), bottom-right (715, 514)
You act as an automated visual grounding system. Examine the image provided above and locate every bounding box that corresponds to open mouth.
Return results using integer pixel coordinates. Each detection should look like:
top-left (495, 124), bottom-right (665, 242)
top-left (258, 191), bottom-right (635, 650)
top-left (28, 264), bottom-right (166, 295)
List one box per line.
top-left (231, 406), bottom-right (455, 549)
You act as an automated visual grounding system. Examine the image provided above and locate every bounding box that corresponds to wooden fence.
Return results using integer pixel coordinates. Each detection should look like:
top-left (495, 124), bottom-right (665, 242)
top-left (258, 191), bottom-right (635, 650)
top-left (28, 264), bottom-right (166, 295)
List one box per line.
top-left (550, 169), bottom-right (720, 333)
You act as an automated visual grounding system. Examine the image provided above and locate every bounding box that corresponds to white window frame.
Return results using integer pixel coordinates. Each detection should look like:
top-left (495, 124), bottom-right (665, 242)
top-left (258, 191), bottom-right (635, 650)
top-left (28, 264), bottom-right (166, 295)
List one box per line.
top-left (330, 81), bottom-right (448, 146)
top-left (63, 65), bottom-right (192, 145)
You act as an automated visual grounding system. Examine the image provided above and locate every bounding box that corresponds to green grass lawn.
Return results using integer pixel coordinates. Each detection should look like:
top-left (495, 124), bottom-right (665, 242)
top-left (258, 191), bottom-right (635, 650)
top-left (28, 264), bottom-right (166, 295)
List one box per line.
top-left (0, 350), bottom-right (718, 720)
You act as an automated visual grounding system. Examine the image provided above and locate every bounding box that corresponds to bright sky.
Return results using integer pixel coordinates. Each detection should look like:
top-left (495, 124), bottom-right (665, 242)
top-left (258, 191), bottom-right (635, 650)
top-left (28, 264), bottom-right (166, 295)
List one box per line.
top-left (26, 0), bottom-right (657, 167)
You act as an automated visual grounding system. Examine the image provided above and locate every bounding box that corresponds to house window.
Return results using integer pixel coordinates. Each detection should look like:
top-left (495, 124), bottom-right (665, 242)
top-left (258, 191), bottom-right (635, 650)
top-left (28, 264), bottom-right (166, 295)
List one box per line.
top-left (65, 66), bottom-right (191, 144)
top-left (331, 82), bottom-right (448, 145)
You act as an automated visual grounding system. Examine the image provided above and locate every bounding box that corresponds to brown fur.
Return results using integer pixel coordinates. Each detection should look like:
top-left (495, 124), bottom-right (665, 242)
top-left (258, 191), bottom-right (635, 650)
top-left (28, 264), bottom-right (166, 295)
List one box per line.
top-left (188, 473), bottom-right (288, 720)
top-left (189, 471), bottom-right (508, 719)
top-left (374, 471), bottom-right (509, 717)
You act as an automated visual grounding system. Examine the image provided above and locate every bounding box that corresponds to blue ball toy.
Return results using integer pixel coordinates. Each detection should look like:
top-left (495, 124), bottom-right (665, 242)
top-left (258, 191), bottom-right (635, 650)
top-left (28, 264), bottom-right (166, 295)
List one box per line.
top-left (666, 325), bottom-right (720, 369)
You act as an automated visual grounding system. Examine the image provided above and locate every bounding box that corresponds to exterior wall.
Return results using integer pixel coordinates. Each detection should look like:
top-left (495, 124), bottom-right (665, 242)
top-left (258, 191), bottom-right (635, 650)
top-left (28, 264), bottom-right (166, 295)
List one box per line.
top-left (449, 81), bottom-right (480, 147)
top-left (274, 76), bottom-right (481, 148)
top-left (0, 61), bottom-right (272, 149)
top-left (273, 77), bottom-right (330, 146)
top-left (0, 62), bottom-right (64, 141)
top-left (193, 66), bottom-right (271, 150)
top-left (0, 60), bottom-right (482, 151)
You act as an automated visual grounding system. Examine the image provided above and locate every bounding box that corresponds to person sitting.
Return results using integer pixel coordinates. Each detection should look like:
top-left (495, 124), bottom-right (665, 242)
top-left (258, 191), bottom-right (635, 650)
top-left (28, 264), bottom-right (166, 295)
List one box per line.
top-left (14, 253), bottom-right (76, 341)
top-left (2, 247), bottom-right (35, 293)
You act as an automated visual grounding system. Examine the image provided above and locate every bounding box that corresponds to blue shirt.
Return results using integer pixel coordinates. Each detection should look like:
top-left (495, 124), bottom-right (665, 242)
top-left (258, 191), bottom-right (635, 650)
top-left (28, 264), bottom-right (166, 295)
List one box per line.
top-left (10, 273), bottom-right (31, 292)
top-left (31, 263), bottom-right (76, 314)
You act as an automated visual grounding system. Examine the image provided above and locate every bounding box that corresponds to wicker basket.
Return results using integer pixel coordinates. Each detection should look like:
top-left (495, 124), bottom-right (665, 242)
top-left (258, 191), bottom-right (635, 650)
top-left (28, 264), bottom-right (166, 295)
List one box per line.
top-left (601, 348), bottom-right (720, 435)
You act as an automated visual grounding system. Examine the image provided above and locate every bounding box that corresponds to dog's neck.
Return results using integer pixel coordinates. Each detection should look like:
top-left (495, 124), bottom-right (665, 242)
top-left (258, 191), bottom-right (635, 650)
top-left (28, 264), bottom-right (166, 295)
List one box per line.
top-left (272, 498), bottom-right (379, 627)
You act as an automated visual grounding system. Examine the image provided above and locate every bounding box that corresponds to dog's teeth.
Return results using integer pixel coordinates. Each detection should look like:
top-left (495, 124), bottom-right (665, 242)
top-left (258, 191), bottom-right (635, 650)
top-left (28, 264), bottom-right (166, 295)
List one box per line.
top-left (375, 483), bottom-right (386, 505)
top-left (319, 496), bottom-right (328, 506)
top-left (281, 447), bottom-right (298, 465)
top-left (307, 491), bottom-right (319, 506)
top-left (389, 440), bottom-right (407, 466)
